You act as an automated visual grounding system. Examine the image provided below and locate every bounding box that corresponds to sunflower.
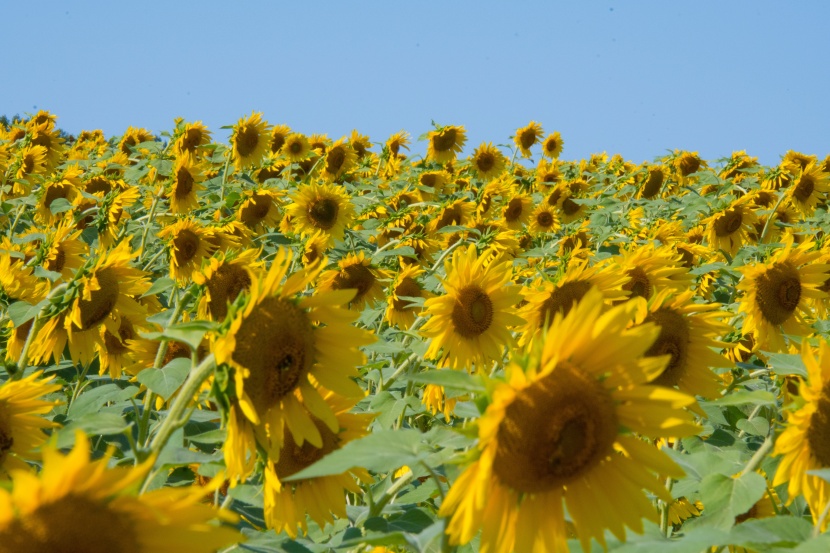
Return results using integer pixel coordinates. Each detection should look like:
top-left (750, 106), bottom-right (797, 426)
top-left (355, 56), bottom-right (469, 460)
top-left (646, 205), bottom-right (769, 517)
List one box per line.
top-left (541, 131), bottom-right (564, 159)
top-left (285, 182), bottom-right (355, 245)
top-left (158, 218), bottom-right (217, 285)
top-left (500, 189), bottom-right (533, 230)
top-left (40, 221), bottom-right (87, 282)
top-left (173, 120), bottom-right (212, 157)
top-left (420, 244), bottom-right (524, 371)
top-left (320, 138), bottom-right (357, 181)
top-left (0, 372), bottom-right (61, 479)
top-left (318, 251), bottom-right (388, 310)
top-left (384, 265), bottom-right (429, 329)
top-left (439, 288), bottom-right (700, 553)
top-left (13, 145), bottom-right (49, 192)
top-left (230, 112), bottom-right (271, 171)
top-left (426, 125), bottom-right (467, 164)
top-left (349, 129), bottom-right (372, 159)
top-left (719, 150), bottom-right (758, 183)
top-left (193, 249), bottom-right (262, 321)
top-left (282, 133), bottom-right (312, 163)
top-left (469, 142), bottom-right (505, 181)
top-left (630, 288), bottom-right (731, 398)
top-left (737, 239), bottom-right (830, 352)
top-left (0, 253), bottom-right (50, 306)
top-left (422, 384), bottom-right (458, 420)
top-left (673, 150), bottom-right (706, 181)
top-left (702, 196), bottom-right (760, 257)
top-left (236, 188), bottom-right (282, 232)
top-left (773, 340), bottom-right (830, 529)
top-left (28, 122), bottom-right (66, 170)
top-left (427, 198), bottom-right (475, 234)
top-left (638, 164), bottom-right (667, 199)
top-left (615, 243), bottom-right (694, 301)
top-left (385, 130), bottom-right (411, 158)
top-left (0, 432), bottom-right (242, 553)
top-left (527, 202), bottom-right (558, 235)
top-left (268, 124), bottom-right (292, 154)
top-left (97, 185), bottom-right (142, 248)
top-left (213, 249), bottom-right (373, 482)
top-left (35, 165), bottom-right (83, 225)
top-left (416, 170), bottom-right (450, 200)
top-left (785, 162), bottom-right (830, 216)
top-left (301, 231), bottom-right (330, 266)
top-left (263, 390), bottom-right (372, 537)
top-left (118, 126), bottom-right (154, 156)
top-left (513, 121), bottom-right (543, 158)
top-left (167, 152), bottom-right (205, 214)
top-left (517, 257), bottom-right (629, 351)
top-left (535, 158), bottom-right (562, 190)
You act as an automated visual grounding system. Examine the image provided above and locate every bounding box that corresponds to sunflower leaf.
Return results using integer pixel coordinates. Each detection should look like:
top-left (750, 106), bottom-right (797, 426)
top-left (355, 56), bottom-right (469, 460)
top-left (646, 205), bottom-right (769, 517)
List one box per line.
top-left (7, 299), bottom-right (47, 327)
top-left (698, 472), bottom-right (767, 531)
top-left (49, 197), bottom-right (73, 215)
top-left (765, 353), bottom-right (808, 378)
top-left (405, 370), bottom-right (485, 394)
top-left (136, 357), bottom-right (191, 401)
top-left (142, 276), bottom-right (175, 297)
top-left (728, 516), bottom-right (813, 548)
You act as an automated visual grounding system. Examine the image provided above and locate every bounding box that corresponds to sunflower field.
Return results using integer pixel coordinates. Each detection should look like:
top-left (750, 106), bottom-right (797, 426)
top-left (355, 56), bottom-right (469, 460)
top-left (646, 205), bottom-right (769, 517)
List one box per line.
top-left (2, 111), bottom-right (830, 553)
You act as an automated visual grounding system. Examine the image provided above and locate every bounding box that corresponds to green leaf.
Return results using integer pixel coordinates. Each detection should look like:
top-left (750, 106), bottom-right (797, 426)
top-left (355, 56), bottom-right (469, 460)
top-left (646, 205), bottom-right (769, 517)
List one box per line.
top-left (283, 429), bottom-right (431, 481)
top-left (699, 472), bottom-right (767, 530)
top-left (736, 416), bottom-right (770, 437)
top-left (6, 300), bottom-right (47, 327)
top-left (67, 383), bottom-right (139, 418)
top-left (729, 516), bottom-right (812, 548)
top-left (49, 197), bottom-right (73, 215)
top-left (136, 357), bottom-right (191, 401)
top-left (142, 277), bottom-right (175, 298)
top-left (405, 370), bottom-right (485, 394)
top-left (766, 352), bottom-right (808, 378)
top-left (140, 320), bottom-right (216, 352)
top-left (713, 389), bottom-right (776, 407)
top-left (33, 266), bottom-right (62, 281)
top-left (371, 246), bottom-right (416, 264)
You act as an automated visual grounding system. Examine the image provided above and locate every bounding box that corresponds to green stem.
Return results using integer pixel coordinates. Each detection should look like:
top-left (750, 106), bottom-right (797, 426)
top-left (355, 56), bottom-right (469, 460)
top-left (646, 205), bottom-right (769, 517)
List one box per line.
top-left (369, 470), bottom-right (414, 517)
top-left (740, 436), bottom-right (774, 477)
top-left (137, 187), bottom-right (163, 263)
top-left (758, 191), bottom-right (787, 245)
top-left (14, 283), bottom-right (68, 379)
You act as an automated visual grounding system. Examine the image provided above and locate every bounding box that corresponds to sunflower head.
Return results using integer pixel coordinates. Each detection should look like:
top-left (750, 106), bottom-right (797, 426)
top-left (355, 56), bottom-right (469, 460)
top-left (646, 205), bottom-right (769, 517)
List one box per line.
top-left (426, 125), bottom-right (467, 164)
top-left (231, 112), bottom-right (271, 171)
top-left (470, 142), bottom-right (505, 181)
top-left (541, 131), bottom-right (564, 159)
top-left (514, 121), bottom-right (544, 158)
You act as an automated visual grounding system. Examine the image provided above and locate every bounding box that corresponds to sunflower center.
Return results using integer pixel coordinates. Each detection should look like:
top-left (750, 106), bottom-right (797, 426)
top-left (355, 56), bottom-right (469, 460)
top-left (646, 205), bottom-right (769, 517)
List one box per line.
top-left (0, 495), bottom-right (140, 553)
top-left (46, 244), bottom-right (66, 273)
top-left (794, 175), bottom-right (815, 203)
top-left (644, 308), bottom-right (691, 387)
top-left (392, 277), bottom-right (422, 312)
top-left (0, 410), bottom-right (13, 463)
top-left (308, 198), bottom-right (339, 230)
top-left (173, 229), bottom-right (200, 264)
top-left (207, 264), bottom-right (252, 320)
top-left (492, 364), bottom-right (618, 493)
top-left (547, 188), bottom-right (563, 206)
top-left (519, 129), bottom-right (536, 150)
top-left (325, 147), bottom-right (347, 175)
top-left (232, 297), bottom-right (314, 412)
top-left (432, 128), bottom-right (458, 152)
top-left (678, 155), bottom-right (701, 176)
top-left (22, 153), bottom-right (36, 174)
top-left (162, 341), bottom-right (195, 366)
top-left (103, 318), bottom-right (136, 356)
top-left (504, 198), bottom-right (524, 222)
top-left (754, 262), bottom-right (801, 325)
top-left (536, 210), bottom-right (554, 229)
top-left (240, 194), bottom-right (272, 226)
top-left (624, 268), bottom-right (653, 299)
top-left (288, 140), bottom-right (304, 155)
top-left (715, 209), bottom-right (743, 236)
top-left (43, 184), bottom-right (70, 210)
top-left (175, 166), bottom-right (194, 199)
top-left (544, 138), bottom-right (560, 155)
top-left (85, 176), bottom-right (112, 194)
top-left (642, 169), bottom-right (664, 198)
top-left (538, 281), bottom-right (593, 328)
top-left (181, 128), bottom-right (202, 152)
top-left (78, 268), bottom-right (119, 329)
top-left (235, 126), bottom-right (259, 157)
top-left (332, 264), bottom-right (375, 303)
top-left (270, 134), bottom-right (286, 154)
top-left (451, 285), bottom-right (494, 338)
top-left (807, 384), bottom-right (830, 466)
top-left (562, 198), bottom-right (581, 216)
top-left (476, 152), bottom-right (495, 172)
top-left (273, 416), bottom-right (340, 482)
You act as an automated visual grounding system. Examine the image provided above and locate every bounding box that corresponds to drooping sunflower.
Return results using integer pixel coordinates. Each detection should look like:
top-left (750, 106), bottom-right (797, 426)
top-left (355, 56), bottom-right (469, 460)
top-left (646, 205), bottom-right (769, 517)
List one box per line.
top-left (541, 131), bottom-right (564, 159)
top-left (773, 340), bottom-right (830, 529)
top-left (470, 142), bottom-right (506, 181)
top-left (673, 150), bottom-right (706, 182)
top-left (281, 133), bottom-right (312, 163)
top-left (0, 253), bottom-right (50, 307)
top-left (385, 130), bottom-right (411, 158)
top-left (439, 288), bottom-right (700, 553)
top-left (0, 372), bottom-right (61, 479)
top-left (213, 249), bottom-right (373, 482)
top-left (514, 121), bottom-right (544, 158)
top-left (420, 244), bottom-right (524, 371)
top-left (13, 145), bottom-right (49, 192)
top-left (263, 390), bottom-right (372, 538)
top-left (285, 181), bottom-right (355, 246)
top-left (35, 165), bottom-right (83, 225)
top-left (318, 251), bottom-right (388, 310)
top-left (320, 138), bottom-right (357, 181)
top-left (301, 231), bottom-right (330, 266)
top-left (384, 264), bottom-right (430, 329)
top-left (167, 152), bottom-right (205, 214)
top-left (702, 196), bottom-right (760, 257)
top-left (0, 432), bottom-right (242, 553)
top-left (28, 121), bottom-right (66, 170)
top-left (173, 120), bottom-right (212, 157)
top-left (426, 125), bottom-right (467, 164)
top-left (236, 188), bottom-right (282, 232)
top-left (193, 249), bottom-right (262, 321)
top-left (737, 240), bottom-right (830, 352)
top-left (637, 163), bottom-right (668, 199)
top-left (349, 129), bottom-right (372, 159)
top-left (157, 218), bottom-right (217, 285)
top-left (230, 112), bottom-right (271, 171)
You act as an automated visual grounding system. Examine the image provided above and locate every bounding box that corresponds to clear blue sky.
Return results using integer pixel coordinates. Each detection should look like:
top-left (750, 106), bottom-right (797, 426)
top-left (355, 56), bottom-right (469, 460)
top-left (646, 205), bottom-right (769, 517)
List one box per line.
top-left (5, 1), bottom-right (829, 165)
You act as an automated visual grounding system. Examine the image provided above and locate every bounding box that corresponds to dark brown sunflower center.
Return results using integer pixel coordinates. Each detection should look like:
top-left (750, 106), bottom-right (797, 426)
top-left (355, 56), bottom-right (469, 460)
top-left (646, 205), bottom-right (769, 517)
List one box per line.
top-left (420, 174), bottom-right (440, 189)
top-left (432, 129), bottom-right (458, 152)
top-left (207, 264), bottom-right (252, 320)
top-left (46, 245), bottom-right (66, 273)
top-left (642, 169), bottom-right (664, 198)
top-left (0, 412), bottom-right (13, 461)
top-left (538, 281), bottom-right (593, 328)
top-left (536, 210), bottom-right (554, 229)
top-left (0, 495), bottom-right (140, 553)
top-left (519, 129), bottom-right (536, 150)
top-left (44, 184), bottom-right (70, 210)
top-left (175, 166), bottom-right (194, 199)
top-left (103, 318), bottom-right (135, 355)
top-left (677, 247), bottom-right (695, 269)
top-left (392, 277), bottom-right (422, 311)
top-left (714, 209), bottom-right (743, 236)
top-left (451, 285), bottom-right (494, 338)
top-left (270, 133), bottom-right (286, 153)
top-left (544, 138), bottom-right (560, 155)
top-left (232, 297), bottom-right (315, 412)
top-left (624, 268), bottom-right (653, 300)
top-left (754, 263), bottom-right (801, 325)
top-left (240, 194), bottom-right (271, 226)
top-left (678, 155), bottom-right (701, 176)
top-left (308, 198), bottom-right (339, 230)
top-left (288, 139), bottom-right (304, 155)
top-left (794, 175), bottom-right (815, 203)
top-left (332, 264), bottom-right (375, 303)
top-left (274, 416), bottom-right (340, 482)
top-left (162, 340), bottom-right (196, 366)
top-left (235, 126), bottom-right (260, 157)
top-left (476, 152), bottom-right (495, 172)
top-left (85, 176), bottom-right (112, 194)
top-left (180, 128), bottom-right (202, 152)
top-left (504, 198), bottom-right (524, 222)
top-left (547, 188), bottom-right (563, 206)
top-left (78, 268), bottom-right (119, 329)
top-left (562, 198), bottom-right (581, 216)
top-left (173, 229), bottom-right (200, 264)
top-left (22, 154), bottom-right (36, 174)
top-left (644, 308), bottom-right (691, 387)
top-left (492, 365), bottom-right (618, 493)
top-left (807, 384), bottom-right (830, 466)
top-left (325, 147), bottom-right (347, 174)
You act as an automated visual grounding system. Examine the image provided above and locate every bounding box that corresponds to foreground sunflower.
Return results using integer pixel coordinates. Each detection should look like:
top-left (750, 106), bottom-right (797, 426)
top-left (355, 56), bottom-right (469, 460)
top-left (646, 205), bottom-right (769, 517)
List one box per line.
top-left (0, 372), bottom-right (61, 479)
top-left (420, 244), bottom-right (524, 371)
top-left (439, 288), bottom-right (701, 553)
top-left (0, 432), bottom-right (242, 553)
top-left (213, 249), bottom-right (373, 482)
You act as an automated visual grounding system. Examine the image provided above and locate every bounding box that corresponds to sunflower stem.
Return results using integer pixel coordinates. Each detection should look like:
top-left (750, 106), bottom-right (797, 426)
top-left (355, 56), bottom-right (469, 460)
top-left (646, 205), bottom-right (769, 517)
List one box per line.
top-left (381, 352), bottom-right (420, 392)
top-left (758, 192), bottom-right (787, 245)
top-left (137, 186), bottom-right (163, 263)
top-left (737, 404), bottom-right (765, 439)
top-left (369, 470), bottom-right (414, 517)
top-left (813, 498), bottom-right (830, 537)
top-left (740, 435), bottom-right (773, 477)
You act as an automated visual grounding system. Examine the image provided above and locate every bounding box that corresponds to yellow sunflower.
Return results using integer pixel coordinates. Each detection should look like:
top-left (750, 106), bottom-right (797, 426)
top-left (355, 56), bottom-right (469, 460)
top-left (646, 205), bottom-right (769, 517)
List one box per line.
top-left (0, 253), bottom-right (50, 306)
top-left (285, 182), bottom-right (355, 246)
top-left (384, 264), bottom-right (430, 329)
top-left (213, 249), bottom-right (373, 482)
top-left (514, 121), bottom-right (544, 158)
top-left (702, 196), bottom-right (759, 257)
top-left (301, 231), bottom-right (330, 266)
top-left (157, 218), bottom-right (217, 285)
top-left (28, 122), bottom-right (66, 170)
top-left (236, 188), bottom-right (283, 232)
top-left (439, 288), bottom-right (700, 553)
top-left (0, 372), bottom-right (61, 479)
top-left (320, 138), bottom-right (357, 181)
top-left (737, 239), bottom-right (830, 352)
top-left (385, 130), bottom-right (411, 158)
top-left (349, 129), bottom-right (372, 159)
top-left (527, 202), bottom-right (558, 235)
top-left (773, 340), bottom-right (830, 529)
top-left (615, 243), bottom-right (694, 301)
top-left (269, 124), bottom-right (292, 154)
top-left (263, 390), bottom-right (372, 538)
top-left (0, 432), bottom-right (242, 553)
top-left (470, 142), bottom-right (506, 180)
top-left (230, 112), bottom-right (271, 171)
top-left (35, 166), bottom-right (83, 225)
top-left (118, 126), bottom-right (154, 156)
top-left (541, 131), bottom-right (564, 159)
top-left (318, 251), bottom-right (388, 310)
top-left (420, 244), bottom-right (524, 371)
top-left (785, 162), bottom-right (830, 216)
top-left (167, 152), bottom-right (205, 214)
top-left (14, 145), bottom-right (49, 192)
top-left (638, 164), bottom-right (668, 199)
top-left (193, 249), bottom-right (262, 321)
top-left (173, 120), bottom-right (212, 157)
top-left (673, 150), bottom-right (706, 182)
top-left (282, 133), bottom-right (312, 163)
top-left (426, 125), bottom-right (467, 164)
top-left (500, 189), bottom-right (533, 230)
top-left (40, 221), bottom-right (87, 282)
